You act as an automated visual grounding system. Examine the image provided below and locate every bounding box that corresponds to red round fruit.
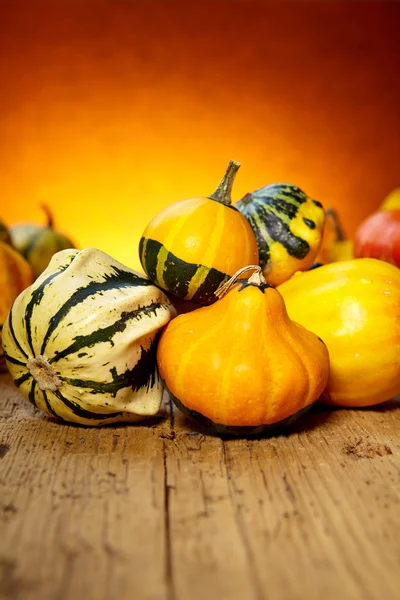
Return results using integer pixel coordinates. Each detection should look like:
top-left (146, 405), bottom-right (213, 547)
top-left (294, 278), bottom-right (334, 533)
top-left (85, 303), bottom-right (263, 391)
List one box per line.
top-left (354, 209), bottom-right (400, 267)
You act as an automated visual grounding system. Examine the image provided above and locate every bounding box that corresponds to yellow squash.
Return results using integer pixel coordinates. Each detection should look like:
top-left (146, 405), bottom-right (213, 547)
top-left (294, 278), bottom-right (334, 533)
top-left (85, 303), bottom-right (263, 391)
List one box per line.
top-left (278, 259), bottom-right (400, 407)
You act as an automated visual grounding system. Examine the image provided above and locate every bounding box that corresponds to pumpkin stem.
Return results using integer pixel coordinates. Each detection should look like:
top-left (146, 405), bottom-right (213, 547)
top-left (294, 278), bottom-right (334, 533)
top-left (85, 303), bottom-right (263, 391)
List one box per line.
top-left (326, 208), bottom-right (346, 241)
top-left (248, 268), bottom-right (268, 286)
top-left (209, 160), bottom-right (240, 206)
top-left (27, 355), bottom-right (62, 391)
top-left (41, 204), bottom-right (54, 229)
top-left (215, 265), bottom-right (266, 298)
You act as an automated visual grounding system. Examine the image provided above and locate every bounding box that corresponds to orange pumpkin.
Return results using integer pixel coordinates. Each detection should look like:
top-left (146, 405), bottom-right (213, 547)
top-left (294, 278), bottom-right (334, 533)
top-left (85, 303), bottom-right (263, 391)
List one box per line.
top-left (139, 161), bottom-right (259, 305)
top-left (0, 242), bottom-right (33, 367)
top-left (157, 266), bottom-right (329, 435)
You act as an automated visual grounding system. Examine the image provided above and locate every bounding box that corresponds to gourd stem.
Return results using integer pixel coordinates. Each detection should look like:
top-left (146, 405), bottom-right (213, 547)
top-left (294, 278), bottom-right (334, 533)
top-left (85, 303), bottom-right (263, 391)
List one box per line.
top-left (326, 208), bottom-right (346, 241)
top-left (215, 265), bottom-right (266, 299)
top-left (27, 355), bottom-right (62, 391)
top-left (209, 160), bottom-right (240, 206)
top-left (41, 204), bottom-right (54, 229)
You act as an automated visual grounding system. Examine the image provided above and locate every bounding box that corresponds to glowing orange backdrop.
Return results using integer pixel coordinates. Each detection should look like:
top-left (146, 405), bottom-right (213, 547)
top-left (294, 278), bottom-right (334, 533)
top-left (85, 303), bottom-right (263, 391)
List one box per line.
top-left (1, 1), bottom-right (399, 270)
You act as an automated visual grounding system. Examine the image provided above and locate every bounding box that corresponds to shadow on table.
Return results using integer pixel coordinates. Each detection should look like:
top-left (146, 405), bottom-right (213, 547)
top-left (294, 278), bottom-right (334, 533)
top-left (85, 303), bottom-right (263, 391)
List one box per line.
top-left (170, 394), bottom-right (400, 440)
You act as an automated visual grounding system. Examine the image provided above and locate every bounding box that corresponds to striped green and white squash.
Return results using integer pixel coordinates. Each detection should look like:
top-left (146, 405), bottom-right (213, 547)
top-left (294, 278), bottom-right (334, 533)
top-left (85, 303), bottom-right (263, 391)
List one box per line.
top-left (2, 248), bottom-right (176, 426)
top-left (235, 183), bottom-right (325, 287)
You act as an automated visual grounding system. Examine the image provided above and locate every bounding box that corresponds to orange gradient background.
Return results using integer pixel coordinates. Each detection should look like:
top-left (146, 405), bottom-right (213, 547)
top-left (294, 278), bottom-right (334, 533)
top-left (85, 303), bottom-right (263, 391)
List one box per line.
top-left (1, 1), bottom-right (400, 270)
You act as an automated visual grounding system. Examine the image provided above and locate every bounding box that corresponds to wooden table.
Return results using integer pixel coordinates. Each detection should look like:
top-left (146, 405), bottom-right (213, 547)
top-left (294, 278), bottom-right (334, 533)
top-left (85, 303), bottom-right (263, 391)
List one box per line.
top-left (0, 371), bottom-right (399, 600)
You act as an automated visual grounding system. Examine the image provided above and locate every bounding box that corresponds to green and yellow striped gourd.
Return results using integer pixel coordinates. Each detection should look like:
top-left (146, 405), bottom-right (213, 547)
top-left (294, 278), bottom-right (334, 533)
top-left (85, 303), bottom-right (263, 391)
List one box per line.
top-left (139, 160), bottom-right (259, 305)
top-left (2, 247), bottom-right (176, 426)
top-left (235, 184), bottom-right (325, 286)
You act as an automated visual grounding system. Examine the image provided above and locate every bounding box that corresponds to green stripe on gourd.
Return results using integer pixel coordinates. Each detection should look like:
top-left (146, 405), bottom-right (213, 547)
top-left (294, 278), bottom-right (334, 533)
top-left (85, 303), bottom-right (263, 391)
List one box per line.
top-left (238, 188), bottom-right (310, 263)
top-left (42, 389), bottom-right (59, 418)
top-left (2, 248), bottom-right (176, 426)
top-left (24, 256), bottom-right (76, 355)
top-left (28, 379), bottom-right (37, 408)
top-left (49, 302), bottom-right (167, 364)
top-left (139, 237), bottom-right (229, 304)
top-left (6, 309), bottom-right (29, 360)
top-left (38, 267), bottom-right (154, 356)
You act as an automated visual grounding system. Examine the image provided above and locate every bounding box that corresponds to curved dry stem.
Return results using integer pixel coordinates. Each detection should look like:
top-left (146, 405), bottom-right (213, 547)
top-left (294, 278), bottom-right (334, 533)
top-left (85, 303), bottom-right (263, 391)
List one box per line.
top-left (215, 265), bottom-right (266, 299)
top-left (40, 204), bottom-right (54, 228)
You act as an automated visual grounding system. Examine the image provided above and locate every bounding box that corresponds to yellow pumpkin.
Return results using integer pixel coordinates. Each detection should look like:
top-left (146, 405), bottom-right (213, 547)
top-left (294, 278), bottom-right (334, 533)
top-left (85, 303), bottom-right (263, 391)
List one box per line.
top-left (0, 241), bottom-right (33, 368)
top-left (157, 266), bottom-right (329, 435)
top-left (278, 259), bottom-right (400, 407)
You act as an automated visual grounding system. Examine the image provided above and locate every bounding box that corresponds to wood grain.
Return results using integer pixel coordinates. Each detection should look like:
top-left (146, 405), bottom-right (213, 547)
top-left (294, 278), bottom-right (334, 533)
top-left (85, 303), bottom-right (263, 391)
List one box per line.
top-left (0, 371), bottom-right (399, 600)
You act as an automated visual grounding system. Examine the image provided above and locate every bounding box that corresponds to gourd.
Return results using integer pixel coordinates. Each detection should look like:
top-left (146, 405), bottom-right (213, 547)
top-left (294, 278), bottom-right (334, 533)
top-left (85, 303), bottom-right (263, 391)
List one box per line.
top-left (380, 187), bottom-right (400, 211)
top-left (0, 242), bottom-right (33, 368)
top-left (157, 266), bottom-right (330, 436)
top-left (235, 183), bottom-right (325, 286)
top-left (10, 205), bottom-right (75, 278)
top-left (354, 209), bottom-right (400, 267)
top-left (278, 259), bottom-right (400, 407)
top-left (139, 160), bottom-right (259, 305)
top-left (316, 208), bottom-right (353, 264)
top-left (2, 247), bottom-right (176, 425)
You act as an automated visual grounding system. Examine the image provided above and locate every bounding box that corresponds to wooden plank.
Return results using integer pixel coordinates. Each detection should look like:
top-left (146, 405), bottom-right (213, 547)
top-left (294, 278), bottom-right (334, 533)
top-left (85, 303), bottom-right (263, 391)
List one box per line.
top-left (1, 371), bottom-right (400, 600)
top-left (0, 373), bottom-right (168, 600)
top-left (222, 405), bottom-right (400, 600)
top-left (164, 419), bottom-right (261, 600)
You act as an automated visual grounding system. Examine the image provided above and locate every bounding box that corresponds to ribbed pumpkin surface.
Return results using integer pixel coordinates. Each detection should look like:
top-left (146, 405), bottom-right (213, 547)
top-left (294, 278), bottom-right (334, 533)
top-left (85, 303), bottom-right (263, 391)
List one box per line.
top-left (157, 275), bottom-right (329, 432)
top-left (2, 248), bottom-right (175, 425)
